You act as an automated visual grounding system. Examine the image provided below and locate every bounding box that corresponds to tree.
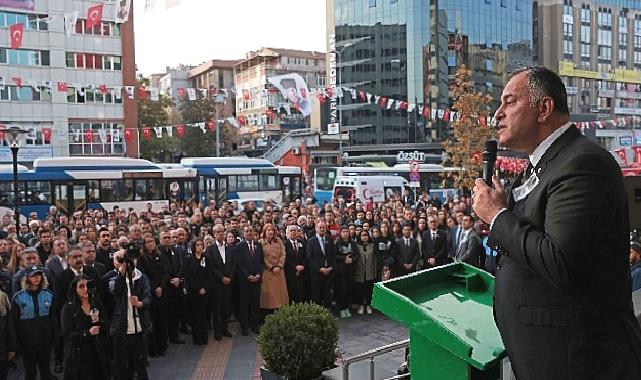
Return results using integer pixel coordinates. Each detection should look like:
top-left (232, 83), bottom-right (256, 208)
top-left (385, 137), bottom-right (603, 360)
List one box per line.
top-left (137, 75), bottom-right (179, 161)
top-left (178, 96), bottom-right (237, 157)
top-left (442, 65), bottom-right (496, 191)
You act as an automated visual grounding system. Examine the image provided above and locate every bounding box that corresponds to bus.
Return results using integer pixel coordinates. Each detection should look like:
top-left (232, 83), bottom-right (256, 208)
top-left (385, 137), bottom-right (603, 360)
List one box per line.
top-left (0, 157), bottom-right (198, 219)
top-left (313, 164), bottom-right (459, 205)
top-left (179, 157), bottom-right (302, 207)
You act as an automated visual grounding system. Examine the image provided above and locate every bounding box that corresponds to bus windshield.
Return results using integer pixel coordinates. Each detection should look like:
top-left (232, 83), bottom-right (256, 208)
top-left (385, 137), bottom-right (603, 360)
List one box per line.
top-left (315, 168), bottom-right (336, 191)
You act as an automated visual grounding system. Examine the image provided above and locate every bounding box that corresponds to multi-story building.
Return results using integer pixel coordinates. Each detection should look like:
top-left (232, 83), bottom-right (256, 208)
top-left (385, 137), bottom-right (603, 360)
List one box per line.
top-left (0, 0), bottom-right (137, 163)
top-left (157, 64), bottom-right (193, 123)
top-left (326, 0), bottom-right (533, 163)
top-left (234, 47), bottom-right (326, 157)
top-left (535, 0), bottom-right (641, 150)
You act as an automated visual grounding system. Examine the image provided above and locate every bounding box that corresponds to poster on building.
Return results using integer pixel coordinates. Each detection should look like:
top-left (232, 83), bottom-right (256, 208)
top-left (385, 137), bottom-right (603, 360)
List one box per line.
top-left (0, 0), bottom-right (34, 10)
top-left (267, 73), bottom-right (312, 117)
top-left (327, 123), bottom-right (339, 135)
top-left (115, 0), bottom-right (131, 24)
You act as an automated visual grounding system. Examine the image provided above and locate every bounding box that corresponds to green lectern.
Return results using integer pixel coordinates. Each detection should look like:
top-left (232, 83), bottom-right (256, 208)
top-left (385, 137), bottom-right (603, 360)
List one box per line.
top-left (372, 263), bottom-right (506, 380)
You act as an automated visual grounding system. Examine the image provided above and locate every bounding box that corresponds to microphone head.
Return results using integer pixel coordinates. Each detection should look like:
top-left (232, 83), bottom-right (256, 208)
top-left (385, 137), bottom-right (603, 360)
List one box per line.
top-left (483, 140), bottom-right (498, 160)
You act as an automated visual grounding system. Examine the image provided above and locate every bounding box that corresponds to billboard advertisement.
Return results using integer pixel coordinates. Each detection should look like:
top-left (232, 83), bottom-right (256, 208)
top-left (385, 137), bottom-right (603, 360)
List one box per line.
top-left (0, 1), bottom-right (35, 10)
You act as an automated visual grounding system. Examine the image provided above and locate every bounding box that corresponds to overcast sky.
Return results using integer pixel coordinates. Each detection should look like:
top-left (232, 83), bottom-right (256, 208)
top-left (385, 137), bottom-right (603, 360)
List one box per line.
top-left (133, 0), bottom-right (327, 75)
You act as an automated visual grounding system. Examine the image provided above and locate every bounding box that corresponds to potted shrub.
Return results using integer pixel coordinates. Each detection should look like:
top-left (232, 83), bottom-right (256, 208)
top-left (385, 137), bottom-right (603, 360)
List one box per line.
top-left (258, 302), bottom-right (338, 380)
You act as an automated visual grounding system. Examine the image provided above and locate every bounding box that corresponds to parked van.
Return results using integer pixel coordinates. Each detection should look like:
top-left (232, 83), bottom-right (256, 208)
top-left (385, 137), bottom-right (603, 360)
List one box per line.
top-left (332, 175), bottom-right (415, 204)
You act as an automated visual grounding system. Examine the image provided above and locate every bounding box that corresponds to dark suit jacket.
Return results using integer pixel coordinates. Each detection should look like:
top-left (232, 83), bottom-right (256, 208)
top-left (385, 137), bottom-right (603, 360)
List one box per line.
top-left (284, 239), bottom-right (306, 279)
top-left (305, 235), bottom-right (336, 276)
top-left (88, 262), bottom-right (107, 278)
top-left (394, 237), bottom-right (419, 274)
top-left (489, 126), bottom-right (641, 379)
top-left (53, 266), bottom-right (100, 316)
top-left (206, 243), bottom-right (236, 286)
top-left (234, 240), bottom-right (263, 286)
top-left (421, 229), bottom-right (447, 265)
top-left (446, 226), bottom-right (461, 259)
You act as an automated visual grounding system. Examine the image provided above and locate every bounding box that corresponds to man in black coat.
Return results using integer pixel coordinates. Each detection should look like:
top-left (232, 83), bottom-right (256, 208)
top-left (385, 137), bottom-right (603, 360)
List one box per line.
top-left (421, 216), bottom-right (448, 268)
top-left (137, 233), bottom-right (170, 357)
top-left (473, 66), bottom-right (641, 379)
top-left (158, 231), bottom-right (185, 344)
top-left (96, 227), bottom-right (115, 272)
top-left (206, 224), bottom-right (236, 340)
top-left (284, 225), bottom-right (307, 304)
top-left (306, 220), bottom-right (336, 308)
top-left (235, 226), bottom-right (263, 336)
top-left (395, 224), bottom-right (419, 276)
top-left (453, 215), bottom-right (483, 267)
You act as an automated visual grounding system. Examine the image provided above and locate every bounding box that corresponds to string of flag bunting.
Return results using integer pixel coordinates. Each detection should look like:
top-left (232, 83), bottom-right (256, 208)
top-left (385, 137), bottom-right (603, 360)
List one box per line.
top-left (123, 120), bottom-right (240, 143)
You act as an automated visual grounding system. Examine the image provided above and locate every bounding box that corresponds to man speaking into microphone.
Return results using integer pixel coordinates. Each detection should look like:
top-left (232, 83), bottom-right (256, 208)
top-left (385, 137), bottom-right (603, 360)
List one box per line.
top-left (472, 66), bottom-right (641, 379)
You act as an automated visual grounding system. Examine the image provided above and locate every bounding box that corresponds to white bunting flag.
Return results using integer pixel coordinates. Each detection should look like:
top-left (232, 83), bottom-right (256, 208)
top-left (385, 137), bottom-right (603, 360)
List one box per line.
top-left (150, 88), bottom-right (159, 101)
top-left (112, 128), bottom-right (121, 142)
top-left (350, 89), bottom-right (357, 100)
top-left (431, 109), bottom-right (437, 120)
top-left (125, 86), bottom-right (135, 99)
top-left (225, 117), bottom-right (239, 128)
top-left (186, 88), bottom-right (196, 101)
top-left (437, 109), bottom-right (445, 119)
top-left (374, 95), bottom-right (380, 104)
top-left (387, 100), bottom-right (395, 110)
top-left (114, 86), bottom-right (123, 99)
top-left (64, 11), bottom-right (79, 37)
top-left (408, 103), bottom-right (416, 113)
top-left (165, 126), bottom-right (173, 137)
top-left (336, 87), bottom-right (344, 98)
top-left (73, 129), bottom-right (81, 142)
top-left (153, 127), bottom-right (163, 138)
top-left (0, 76), bottom-right (4, 91)
top-left (395, 100), bottom-right (402, 110)
top-left (73, 84), bottom-right (85, 97)
top-left (43, 81), bottom-right (53, 93)
top-left (196, 122), bottom-right (207, 134)
top-left (198, 88), bottom-right (207, 98)
top-left (25, 78), bottom-right (38, 91)
top-left (98, 129), bottom-right (107, 143)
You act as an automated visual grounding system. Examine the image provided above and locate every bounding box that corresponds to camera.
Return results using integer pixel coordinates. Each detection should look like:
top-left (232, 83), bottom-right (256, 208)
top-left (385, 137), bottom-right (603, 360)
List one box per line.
top-left (117, 242), bottom-right (141, 275)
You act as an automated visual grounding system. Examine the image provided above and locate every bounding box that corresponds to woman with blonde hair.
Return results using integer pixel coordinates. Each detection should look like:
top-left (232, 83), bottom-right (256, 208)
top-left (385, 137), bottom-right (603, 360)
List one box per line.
top-left (259, 223), bottom-right (289, 317)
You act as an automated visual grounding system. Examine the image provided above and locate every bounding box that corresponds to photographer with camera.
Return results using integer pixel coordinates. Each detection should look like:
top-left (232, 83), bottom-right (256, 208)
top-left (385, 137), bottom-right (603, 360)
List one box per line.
top-left (137, 233), bottom-right (171, 357)
top-left (158, 231), bottom-right (185, 344)
top-left (108, 249), bottom-right (151, 380)
top-left (61, 274), bottom-right (110, 380)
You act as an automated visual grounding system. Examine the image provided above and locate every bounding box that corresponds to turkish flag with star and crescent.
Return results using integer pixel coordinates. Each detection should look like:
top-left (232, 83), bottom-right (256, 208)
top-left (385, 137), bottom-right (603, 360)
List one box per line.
top-left (9, 23), bottom-right (23, 49)
top-left (86, 4), bottom-right (104, 30)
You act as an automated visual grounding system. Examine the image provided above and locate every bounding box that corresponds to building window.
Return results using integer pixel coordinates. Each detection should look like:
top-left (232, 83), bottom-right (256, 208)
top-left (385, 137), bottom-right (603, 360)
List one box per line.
top-left (0, 11), bottom-right (49, 31)
top-left (581, 43), bottom-right (591, 59)
top-left (597, 8), bottom-right (612, 28)
top-left (0, 48), bottom-right (50, 66)
top-left (581, 25), bottom-right (591, 43)
top-left (619, 48), bottom-right (627, 66)
top-left (635, 51), bottom-right (641, 67)
top-left (635, 35), bottom-right (641, 49)
top-left (563, 22), bottom-right (573, 39)
top-left (563, 40), bottom-right (574, 58)
top-left (368, 0), bottom-right (376, 8)
top-left (581, 5), bottom-right (591, 24)
top-left (68, 123), bottom-right (125, 156)
top-left (65, 53), bottom-right (122, 71)
top-left (598, 29), bottom-right (612, 46)
top-left (598, 46), bottom-right (611, 61)
top-left (74, 19), bottom-right (121, 37)
top-left (0, 86), bottom-right (51, 102)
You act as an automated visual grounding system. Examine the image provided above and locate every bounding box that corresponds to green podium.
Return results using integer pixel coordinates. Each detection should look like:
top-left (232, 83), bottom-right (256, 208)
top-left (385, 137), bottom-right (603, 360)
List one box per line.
top-left (372, 263), bottom-right (506, 380)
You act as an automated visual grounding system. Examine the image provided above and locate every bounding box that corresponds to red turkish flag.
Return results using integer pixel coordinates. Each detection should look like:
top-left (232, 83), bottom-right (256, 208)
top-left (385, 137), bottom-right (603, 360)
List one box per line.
top-left (325, 87), bottom-right (333, 98)
top-left (242, 89), bottom-right (250, 100)
top-left (358, 90), bottom-right (367, 101)
top-left (177, 88), bottom-right (186, 98)
top-left (443, 110), bottom-right (450, 121)
top-left (266, 109), bottom-right (274, 119)
top-left (42, 128), bottom-right (52, 143)
top-left (208, 121), bottom-right (216, 132)
top-left (86, 4), bottom-right (104, 30)
top-left (138, 86), bottom-right (147, 99)
top-left (238, 116), bottom-right (246, 126)
top-left (9, 23), bottom-right (23, 49)
top-left (176, 125), bottom-right (185, 138)
top-left (124, 129), bottom-right (133, 142)
top-left (12, 77), bottom-right (22, 87)
top-left (57, 82), bottom-right (67, 92)
top-left (379, 97), bottom-right (388, 109)
top-left (142, 128), bottom-right (151, 140)
top-left (99, 84), bottom-right (108, 94)
top-left (84, 130), bottom-right (94, 142)
top-left (422, 105), bottom-right (430, 118)
top-left (399, 101), bottom-right (408, 110)
top-left (614, 149), bottom-right (628, 165)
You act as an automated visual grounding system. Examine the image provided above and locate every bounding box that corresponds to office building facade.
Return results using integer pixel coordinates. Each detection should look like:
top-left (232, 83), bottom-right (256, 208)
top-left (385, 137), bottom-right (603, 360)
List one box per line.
top-left (0, 0), bottom-right (137, 163)
top-left (327, 0), bottom-right (533, 161)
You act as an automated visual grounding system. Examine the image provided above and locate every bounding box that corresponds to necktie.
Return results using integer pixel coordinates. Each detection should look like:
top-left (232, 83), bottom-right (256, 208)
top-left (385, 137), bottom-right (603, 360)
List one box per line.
top-left (292, 240), bottom-right (298, 254)
top-left (432, 231), bottom-right (437, 240)
top-left (405, 238), bottom-right (409, 247)
top-left (249, 241), bottom-right (254, 255)
top-left (456, 228), bottom-right (463, 247)
top-left (319, 237), bottom-right (325, 255)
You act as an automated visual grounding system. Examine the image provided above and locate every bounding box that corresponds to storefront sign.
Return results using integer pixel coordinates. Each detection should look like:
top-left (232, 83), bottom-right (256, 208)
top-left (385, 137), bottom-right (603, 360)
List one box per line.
top-left (0, 146), bottom-right (52, 163)
top-left (396, 150), bottom-right (426, 163)
top-left (328, 33), bottom-right (339, 134)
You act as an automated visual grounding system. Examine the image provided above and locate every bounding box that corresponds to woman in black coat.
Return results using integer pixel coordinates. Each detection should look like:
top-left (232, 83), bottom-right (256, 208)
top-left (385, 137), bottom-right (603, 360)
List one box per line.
top-left (61, 274), bottom-right (110, 380)
top-left (372, 223), bottom-right (396, 280)
top-left (183, 238), bottom-right (213, 345)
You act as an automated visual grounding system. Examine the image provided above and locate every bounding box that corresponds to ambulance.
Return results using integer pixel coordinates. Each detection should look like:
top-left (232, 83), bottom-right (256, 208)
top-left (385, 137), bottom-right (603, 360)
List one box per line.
top-left (332, 175), bottom-right (415, 204)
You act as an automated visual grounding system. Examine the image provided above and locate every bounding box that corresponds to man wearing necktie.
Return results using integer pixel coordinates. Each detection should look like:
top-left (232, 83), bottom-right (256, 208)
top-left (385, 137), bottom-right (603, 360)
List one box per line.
top-left (235, 226), bottom-right (263, 336)
top-left (472, 66), bottom-right (641, 379)
top-left (306, 221), bottom-right (336, 308)
top-left (421, 216), bottom-right (447, 268)
top-left (284, 225), bottom-right (307, 304)
top-left (395, 224), bottom-right (419, 276)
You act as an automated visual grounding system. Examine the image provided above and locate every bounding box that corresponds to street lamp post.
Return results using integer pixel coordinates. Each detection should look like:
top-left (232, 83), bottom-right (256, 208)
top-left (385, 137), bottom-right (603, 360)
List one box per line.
top-left (5, 126), bottom-right (28, 231)
top-left (214, 92), bottom-right (227, 157)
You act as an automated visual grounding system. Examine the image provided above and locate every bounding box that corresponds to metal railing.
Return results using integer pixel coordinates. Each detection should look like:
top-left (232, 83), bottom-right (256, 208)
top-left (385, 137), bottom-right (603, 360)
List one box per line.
top-left (340, 339), bottom-right (409, 380)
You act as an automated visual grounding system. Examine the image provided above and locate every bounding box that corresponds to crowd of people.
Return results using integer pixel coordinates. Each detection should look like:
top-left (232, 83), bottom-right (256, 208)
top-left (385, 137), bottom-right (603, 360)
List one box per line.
top-left (0, 190), bottom-right (637, 380)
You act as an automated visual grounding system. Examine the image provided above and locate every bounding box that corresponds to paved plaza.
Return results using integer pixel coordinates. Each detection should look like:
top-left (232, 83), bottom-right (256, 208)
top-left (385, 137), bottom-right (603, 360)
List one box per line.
top-left (7, 311), bottom-right (408, 380)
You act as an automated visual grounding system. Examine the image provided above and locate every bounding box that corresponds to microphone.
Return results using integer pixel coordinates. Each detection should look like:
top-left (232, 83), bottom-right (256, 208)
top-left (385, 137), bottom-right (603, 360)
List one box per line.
top-left (482, 140), bottom-right (498, 187)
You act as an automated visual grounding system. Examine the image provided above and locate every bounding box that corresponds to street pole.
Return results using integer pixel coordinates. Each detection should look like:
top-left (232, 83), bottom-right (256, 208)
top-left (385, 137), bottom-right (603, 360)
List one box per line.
top-left (216, 105), bottom-right (221, 157)
top-left (10, 144), bottom-right (19, 231)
